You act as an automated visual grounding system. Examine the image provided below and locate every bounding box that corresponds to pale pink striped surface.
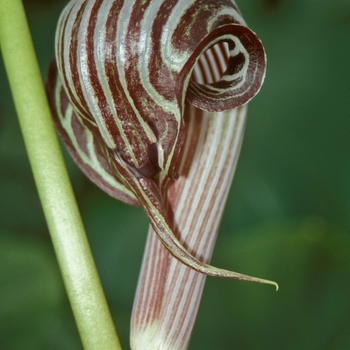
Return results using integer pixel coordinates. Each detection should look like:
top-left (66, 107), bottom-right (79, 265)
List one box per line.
top-left (131, 44), bottom-right (247, 349)
top-left (131, 104), bottom-right (247, 349)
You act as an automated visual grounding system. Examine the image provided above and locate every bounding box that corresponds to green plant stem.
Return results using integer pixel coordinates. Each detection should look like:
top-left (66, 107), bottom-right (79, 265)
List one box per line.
top-left (0, 1), bottom-right (122, 349)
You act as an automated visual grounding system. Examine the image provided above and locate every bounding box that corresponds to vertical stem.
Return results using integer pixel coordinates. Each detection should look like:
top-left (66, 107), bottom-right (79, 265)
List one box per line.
top-left (0, 1), bottom-right (122, 349)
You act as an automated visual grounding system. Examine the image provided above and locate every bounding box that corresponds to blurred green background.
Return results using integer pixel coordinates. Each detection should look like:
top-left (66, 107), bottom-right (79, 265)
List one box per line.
top-left (1, 0), bottom-right (350, 349)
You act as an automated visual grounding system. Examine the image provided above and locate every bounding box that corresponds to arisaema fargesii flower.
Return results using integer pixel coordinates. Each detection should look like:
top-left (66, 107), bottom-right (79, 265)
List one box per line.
top-left (46, 0), bottom-right (278, 348)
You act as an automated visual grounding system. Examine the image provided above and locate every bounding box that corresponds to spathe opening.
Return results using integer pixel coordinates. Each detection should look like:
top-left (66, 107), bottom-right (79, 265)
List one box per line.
top-left (191, 41), bottom-right (230, 85)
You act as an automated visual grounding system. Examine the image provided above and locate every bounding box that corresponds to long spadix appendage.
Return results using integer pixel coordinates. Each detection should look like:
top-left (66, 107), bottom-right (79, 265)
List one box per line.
top-left (110, 123), bottom-right (278, 290)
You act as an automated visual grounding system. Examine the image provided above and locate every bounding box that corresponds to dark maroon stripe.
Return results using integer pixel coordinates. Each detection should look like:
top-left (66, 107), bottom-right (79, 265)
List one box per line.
top-left (85, 0), bottom-right (120, 143)
top-left (103, 0), bottom-right (155, 171)
top-left (147, 0), bottom-right (179, 101)
top-left (64, 1), bottom-right (93, 120)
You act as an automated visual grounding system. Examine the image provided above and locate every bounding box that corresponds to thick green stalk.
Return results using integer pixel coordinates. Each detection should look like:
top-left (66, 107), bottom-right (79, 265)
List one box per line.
top-left (0, 1), bottom-right (122, 349)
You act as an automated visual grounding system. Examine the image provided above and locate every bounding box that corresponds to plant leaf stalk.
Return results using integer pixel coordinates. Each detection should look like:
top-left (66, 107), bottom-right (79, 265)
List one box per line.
top-left (0, 1), bottom-right (121, 349)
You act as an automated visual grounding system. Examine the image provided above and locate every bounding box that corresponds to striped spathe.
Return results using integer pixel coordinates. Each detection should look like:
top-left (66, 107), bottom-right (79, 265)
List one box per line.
top-left (46, 0), bottom-right (276, 301)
